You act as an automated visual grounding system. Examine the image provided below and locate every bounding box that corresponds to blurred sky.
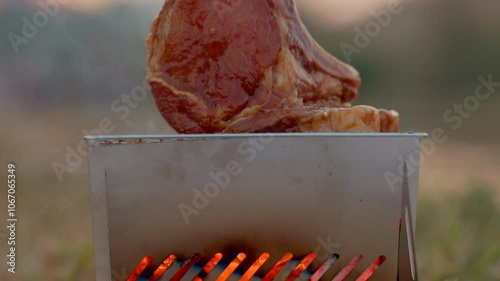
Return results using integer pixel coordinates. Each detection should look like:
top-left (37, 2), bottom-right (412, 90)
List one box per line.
top-left (28, 0), bottom-right (394, 24)
top-left (298, 0), bottom-right (402, 26)
top-left (74, 0), bottom-right (389, 25)
top-left (58, 0), bottom-right (438, 27)
top-left (62, 0), bottom-right (157, 11)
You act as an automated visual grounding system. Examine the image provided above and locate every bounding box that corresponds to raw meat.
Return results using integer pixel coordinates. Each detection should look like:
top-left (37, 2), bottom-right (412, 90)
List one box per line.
top-left (147, 0), bottom-right (399, 133)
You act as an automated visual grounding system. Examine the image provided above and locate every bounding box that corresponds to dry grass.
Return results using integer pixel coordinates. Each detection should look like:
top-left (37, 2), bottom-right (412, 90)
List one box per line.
top-left (417, 184), bottom-right (500, 281)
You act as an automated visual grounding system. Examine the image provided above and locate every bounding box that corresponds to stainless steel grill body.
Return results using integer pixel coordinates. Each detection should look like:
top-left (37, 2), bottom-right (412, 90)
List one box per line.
top-left (86, 133), bottom-right (426, 281)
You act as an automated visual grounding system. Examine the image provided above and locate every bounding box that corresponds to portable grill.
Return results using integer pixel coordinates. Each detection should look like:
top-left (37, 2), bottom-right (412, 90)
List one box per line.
top-left (86, 133), bottom-right (426, 281)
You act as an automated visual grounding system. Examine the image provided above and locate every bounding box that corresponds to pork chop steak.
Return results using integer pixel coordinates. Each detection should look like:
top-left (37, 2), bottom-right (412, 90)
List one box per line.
top-left (147, 0), bottom-right (399, 133)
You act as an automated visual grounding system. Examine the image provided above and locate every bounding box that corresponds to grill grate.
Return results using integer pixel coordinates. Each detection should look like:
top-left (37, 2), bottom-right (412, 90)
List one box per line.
top-left (126, 252), bottom-right (386, 281)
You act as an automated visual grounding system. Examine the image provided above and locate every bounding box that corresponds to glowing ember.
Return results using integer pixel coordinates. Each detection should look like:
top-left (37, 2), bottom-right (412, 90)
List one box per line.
top-left (126, 256), bottom-right (152, 281)
top-left (355, 256), bottom-right (387, 281)
top-left (240, 253), bottom-right (270, 281)
top-left (216, 252), bottom-right (247, 281)
top-left (126, 252), bottom-right (385, 281)
top-left (262, 253), bottom-right (293, 281)
top-left (331, 255), bottom-right (364, 281)
top-left (148, 254), bottom-right (176, 281)
top-left (171, 254), bottom-right (200, 281)
top-left (284, 253), bottom-right (316, 281)
top-left (310, 254), bottom-right (339, 281)
top-left (193, 253), bottom-right (223, 281)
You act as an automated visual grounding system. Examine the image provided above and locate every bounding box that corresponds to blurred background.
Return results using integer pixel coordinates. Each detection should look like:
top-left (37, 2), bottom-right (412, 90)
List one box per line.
top-left (0, 0), bottom-right (499, 280)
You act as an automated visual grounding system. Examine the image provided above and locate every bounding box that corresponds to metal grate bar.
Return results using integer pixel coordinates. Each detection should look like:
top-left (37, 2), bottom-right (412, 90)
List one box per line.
top-left (262, 253), bottom-right (294, 281)
top-left (309, 254), bottom-right (339, 281)
top-left (126, 256), bottom-right (152, 281)
top-left (193, 253), bottom-right (224, 281)
top-left (355, 256), bottom-right (386, 281)
top-left (331, 255), bottom-right (363, 281)
top-left (125, 252), bottom-right (386, 281)
top-left (149, 255), bottom-right (177, 281)
top-left (171, 254), bottom-right (201, 281)
top-left (216, 253), bottom-right (247, 281)
top-left (240, 253), bottom-right (270, 281)
top-left (285, 253), bottom-right (316, 281)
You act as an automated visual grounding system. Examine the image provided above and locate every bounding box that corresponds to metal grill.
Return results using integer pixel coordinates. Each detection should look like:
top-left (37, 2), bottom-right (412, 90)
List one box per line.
top-left (86, 133), bottom-right (425, 281)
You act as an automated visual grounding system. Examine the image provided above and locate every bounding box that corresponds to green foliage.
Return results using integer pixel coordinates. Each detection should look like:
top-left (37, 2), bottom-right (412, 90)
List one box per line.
top-left (417, 183), bottom-right (500, 281)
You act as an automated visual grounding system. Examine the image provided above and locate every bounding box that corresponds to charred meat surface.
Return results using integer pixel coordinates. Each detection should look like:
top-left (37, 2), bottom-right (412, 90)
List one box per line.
top-left (147, 0), bottom-right (399, 133)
